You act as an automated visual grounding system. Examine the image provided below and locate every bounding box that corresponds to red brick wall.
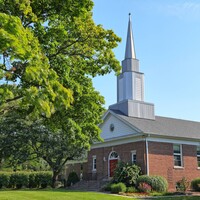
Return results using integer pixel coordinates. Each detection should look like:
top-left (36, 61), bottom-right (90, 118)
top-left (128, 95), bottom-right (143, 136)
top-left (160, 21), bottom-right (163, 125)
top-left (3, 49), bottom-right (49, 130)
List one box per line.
top-left (87, 141), bottom-right (146, 180)
top-left (148, 141), bottom-right (200, 191)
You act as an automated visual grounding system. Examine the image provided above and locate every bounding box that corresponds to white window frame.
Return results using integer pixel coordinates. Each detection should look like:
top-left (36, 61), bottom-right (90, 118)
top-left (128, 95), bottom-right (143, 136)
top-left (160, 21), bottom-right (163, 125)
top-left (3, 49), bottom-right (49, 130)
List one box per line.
top-left (173, 144), bottom-right (183, 168)
top-left (92, 155), bottom-right (97, 171)
top-left (131, 150), bottom-right (137, 164)
top-left (197, 146), bottom-right (200, 168)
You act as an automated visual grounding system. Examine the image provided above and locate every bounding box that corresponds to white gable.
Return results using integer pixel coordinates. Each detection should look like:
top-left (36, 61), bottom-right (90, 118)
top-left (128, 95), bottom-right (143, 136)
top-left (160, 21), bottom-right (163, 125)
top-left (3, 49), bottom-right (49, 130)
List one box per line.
top-left (100, 112), bottom-right (138, 140)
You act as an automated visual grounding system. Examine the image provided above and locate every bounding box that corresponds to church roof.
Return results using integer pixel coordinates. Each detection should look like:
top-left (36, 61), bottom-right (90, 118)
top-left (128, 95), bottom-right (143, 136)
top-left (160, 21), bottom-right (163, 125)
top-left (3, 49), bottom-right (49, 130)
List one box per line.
top-left (110, 109), bottom-right (200, 140)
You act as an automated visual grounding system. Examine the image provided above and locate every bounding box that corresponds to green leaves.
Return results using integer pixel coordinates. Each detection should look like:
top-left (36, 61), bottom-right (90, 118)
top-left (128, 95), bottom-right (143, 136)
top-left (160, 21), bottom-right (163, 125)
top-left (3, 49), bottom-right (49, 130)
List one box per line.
top-left (0, 0), bottom-right (121, 187)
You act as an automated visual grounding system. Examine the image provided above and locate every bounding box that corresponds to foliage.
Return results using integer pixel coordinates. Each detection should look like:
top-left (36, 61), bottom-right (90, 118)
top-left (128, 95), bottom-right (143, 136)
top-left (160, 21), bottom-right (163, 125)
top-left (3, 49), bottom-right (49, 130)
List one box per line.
top-left (66, 172), bottom-right (80, 187)
top-left (137, 175), bottom-right (168, 193)
top-left (35, 172), bottom-right (52, 188)
top-left (112, 162), bottom-right (141, 186)
top-left (126, 186), bottom-right (138, 193)
top-left (103, 182), bottom-right (112, 191)
top-left (28, 173), bottom-right (37, 188)
top-left (0, 173), bottom-right (9, 188)
top-left (0, 171), bottom-right (52, 189)
top-left (138, 182), bottom-right (152, 193)
top-left (9, 173), bottom-right (29, 189)
top-left (111, 182), bottom-right (127, 194)
top-left (176, 177), bottom-right (190, 192)
top-left (0, 0), bottom-right (121, 188)
top-left (191, 178), bottom-right (200, 191)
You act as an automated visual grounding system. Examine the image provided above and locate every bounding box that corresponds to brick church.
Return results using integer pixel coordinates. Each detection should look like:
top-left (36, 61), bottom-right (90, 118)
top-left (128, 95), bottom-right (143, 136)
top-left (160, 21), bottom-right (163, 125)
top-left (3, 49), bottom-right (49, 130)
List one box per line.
top-left (66, 14), bottom-right (200, 190)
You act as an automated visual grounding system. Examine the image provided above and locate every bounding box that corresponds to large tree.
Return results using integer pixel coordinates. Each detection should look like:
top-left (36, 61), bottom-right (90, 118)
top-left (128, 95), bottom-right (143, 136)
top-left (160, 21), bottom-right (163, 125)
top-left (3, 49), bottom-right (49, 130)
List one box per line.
top-left (0, 0), bottom-right (121, 187)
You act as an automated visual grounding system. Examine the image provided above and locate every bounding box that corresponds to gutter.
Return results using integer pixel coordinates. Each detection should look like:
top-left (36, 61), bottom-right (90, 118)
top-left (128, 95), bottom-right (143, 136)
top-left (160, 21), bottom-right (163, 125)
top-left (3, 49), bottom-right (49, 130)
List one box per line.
top-left (145, 135), bottom-right (150, 176)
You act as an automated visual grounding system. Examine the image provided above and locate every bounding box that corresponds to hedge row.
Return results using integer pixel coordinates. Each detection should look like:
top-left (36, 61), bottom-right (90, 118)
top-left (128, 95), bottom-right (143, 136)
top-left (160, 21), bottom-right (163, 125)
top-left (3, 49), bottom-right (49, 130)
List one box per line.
top-left (0, 172), bottom-right (52, 189)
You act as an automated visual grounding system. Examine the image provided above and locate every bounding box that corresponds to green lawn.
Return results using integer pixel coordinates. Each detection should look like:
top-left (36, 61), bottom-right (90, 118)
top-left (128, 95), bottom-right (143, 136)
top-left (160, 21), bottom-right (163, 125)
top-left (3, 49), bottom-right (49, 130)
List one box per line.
top-left (149, 197), bottom-right (200, 200)
top-left (0, 190), bottom-right (199, 200)
top-left (0, 190), bottom-right (134, 200)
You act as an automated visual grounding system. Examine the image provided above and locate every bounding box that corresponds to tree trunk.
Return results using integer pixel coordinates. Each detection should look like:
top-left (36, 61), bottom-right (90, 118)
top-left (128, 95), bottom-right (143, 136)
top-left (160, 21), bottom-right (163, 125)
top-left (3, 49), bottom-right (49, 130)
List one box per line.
top-left (52, 170), bottom-right (59, 188)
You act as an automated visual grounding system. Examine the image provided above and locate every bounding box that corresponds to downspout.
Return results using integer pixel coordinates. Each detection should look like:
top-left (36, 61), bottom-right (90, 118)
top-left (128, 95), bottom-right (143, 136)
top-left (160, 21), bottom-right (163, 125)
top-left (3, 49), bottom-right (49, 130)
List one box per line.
top-left (145, 135), bottom-right (149, 176)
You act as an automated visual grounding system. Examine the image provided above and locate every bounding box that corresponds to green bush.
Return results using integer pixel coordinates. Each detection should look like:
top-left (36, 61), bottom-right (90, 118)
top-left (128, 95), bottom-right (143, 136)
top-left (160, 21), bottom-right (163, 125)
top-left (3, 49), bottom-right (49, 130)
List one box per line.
top-left (66, 172), bottom-right (80, 187)
top-left (112, 162), bottom-right (141, 186)
top-left (0, 174), bottom-right (9, 188)
top-left (176, 177), bottom-right (190, 192)
top-left (126, 186), bottom-right (138, 193)
top-left (9, 173), bottom-right (29, 189)
top-left (111, 182), bottom-right (126, 193)
top-left (35, 172), bottom-right (52, 188)
top-left (0, 171), bottom-right (52, 189)
top-left (191, 178), bottom-right (200, 191)
top-left (137, 175), bottom-right (168, 192)
top-left (103, 182), bottom-right (112, 191)
top-left (28, 173), bottom-right (37, 188)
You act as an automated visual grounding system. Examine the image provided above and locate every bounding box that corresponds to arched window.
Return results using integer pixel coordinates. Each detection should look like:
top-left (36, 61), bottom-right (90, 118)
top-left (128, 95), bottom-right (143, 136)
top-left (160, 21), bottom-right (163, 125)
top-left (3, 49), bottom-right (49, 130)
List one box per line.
top-left (109, 151), bottom-right (119, 160)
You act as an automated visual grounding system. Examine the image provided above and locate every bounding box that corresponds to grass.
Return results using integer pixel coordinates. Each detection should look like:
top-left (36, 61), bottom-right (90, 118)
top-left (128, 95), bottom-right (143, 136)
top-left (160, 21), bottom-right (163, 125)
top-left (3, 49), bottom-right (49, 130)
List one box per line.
top-left (0, 190), bottom-right (134, 200)
top-left (153, 198), bottom-right (200, 200)
top-left (0, 190), bottom-right (200, 200)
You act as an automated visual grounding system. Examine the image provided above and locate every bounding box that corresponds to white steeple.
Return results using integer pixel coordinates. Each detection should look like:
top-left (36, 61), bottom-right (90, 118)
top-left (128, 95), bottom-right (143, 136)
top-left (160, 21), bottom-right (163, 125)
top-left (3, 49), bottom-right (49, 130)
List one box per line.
top-left (109, 14), bottom-right (155, 120)
top-left (125, 13), bottom-right (136, 59)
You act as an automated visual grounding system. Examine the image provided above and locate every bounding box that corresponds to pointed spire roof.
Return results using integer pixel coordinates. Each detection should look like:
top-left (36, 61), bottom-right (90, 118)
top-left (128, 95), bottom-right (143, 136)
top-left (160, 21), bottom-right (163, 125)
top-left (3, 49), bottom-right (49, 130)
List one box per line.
top-left (125, 13), bottom-right (136, 59)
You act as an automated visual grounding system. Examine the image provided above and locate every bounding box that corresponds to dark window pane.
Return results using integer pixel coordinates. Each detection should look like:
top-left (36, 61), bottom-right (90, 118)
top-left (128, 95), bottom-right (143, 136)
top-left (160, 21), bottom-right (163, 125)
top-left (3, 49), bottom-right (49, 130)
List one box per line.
top-left (197, 157), bottom-right (200, 167)
top-left (174, 155), bottom-right (182, 166)
top-left (173, 144), bottom-right (181, 154)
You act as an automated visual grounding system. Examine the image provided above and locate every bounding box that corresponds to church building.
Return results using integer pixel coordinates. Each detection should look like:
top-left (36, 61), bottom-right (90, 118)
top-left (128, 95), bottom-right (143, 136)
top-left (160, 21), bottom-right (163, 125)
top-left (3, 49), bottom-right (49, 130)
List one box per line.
top-left (66, 14), bottom-right (200, 191)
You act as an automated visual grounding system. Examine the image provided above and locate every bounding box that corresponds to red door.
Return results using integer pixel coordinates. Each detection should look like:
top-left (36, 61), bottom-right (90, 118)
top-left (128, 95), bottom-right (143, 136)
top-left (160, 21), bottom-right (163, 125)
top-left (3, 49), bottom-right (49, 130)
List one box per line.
top-left (109, 159), bottom-right (118, 177)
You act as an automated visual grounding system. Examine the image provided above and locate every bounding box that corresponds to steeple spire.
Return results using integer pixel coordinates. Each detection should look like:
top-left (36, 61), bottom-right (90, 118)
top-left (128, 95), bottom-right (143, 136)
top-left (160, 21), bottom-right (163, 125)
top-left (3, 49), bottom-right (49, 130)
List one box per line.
top-left (125, 13), bottom-right (136, 59)
top-left (109, 14), bottom-right (155, 120)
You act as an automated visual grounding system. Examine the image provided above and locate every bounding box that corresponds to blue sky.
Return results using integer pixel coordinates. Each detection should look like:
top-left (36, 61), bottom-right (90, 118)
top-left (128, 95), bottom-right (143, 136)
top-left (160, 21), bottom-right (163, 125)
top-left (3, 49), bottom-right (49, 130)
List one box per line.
top-left (92, 0), bottom-right (200, 121)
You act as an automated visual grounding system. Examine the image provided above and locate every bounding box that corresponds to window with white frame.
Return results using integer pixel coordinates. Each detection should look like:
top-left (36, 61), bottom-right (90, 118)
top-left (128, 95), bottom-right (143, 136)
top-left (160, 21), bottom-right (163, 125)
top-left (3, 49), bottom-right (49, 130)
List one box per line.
top-left (131, 150), bottom-right (137, 164)
top-left (197, 146), bottom-right (200, 167)
top-left (173, 144), bottom-right (183, 167)
top-left (92, 155), bottom-right (96, 171)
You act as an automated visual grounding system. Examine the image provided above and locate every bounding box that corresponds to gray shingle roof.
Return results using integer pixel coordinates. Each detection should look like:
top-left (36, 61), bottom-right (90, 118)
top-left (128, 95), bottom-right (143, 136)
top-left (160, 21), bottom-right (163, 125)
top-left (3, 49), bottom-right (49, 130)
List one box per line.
top-left (111, 110), bottom-right (200, 140)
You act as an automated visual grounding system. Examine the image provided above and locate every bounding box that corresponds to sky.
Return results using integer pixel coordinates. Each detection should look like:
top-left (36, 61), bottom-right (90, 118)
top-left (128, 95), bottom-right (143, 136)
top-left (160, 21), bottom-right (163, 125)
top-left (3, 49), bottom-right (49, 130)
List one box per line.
top-left (92, 0), bottom-right (200, 122)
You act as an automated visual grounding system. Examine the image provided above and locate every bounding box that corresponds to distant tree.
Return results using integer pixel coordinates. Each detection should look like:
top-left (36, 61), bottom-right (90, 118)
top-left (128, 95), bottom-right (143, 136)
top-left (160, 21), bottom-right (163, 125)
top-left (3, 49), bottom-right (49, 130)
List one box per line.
top-left (0, 0), bottom-right (121, 187)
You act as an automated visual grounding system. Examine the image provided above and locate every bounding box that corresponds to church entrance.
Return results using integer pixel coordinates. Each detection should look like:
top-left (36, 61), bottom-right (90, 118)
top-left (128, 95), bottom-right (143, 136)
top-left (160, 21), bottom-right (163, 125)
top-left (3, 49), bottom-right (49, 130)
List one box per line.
top-left (108, 151), bottom-right (119, 177)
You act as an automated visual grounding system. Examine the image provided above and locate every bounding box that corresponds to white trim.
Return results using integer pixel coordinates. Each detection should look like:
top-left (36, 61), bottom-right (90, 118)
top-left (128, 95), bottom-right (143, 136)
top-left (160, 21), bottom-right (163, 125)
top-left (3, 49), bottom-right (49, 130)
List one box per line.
top-left (92, 135), bottom-right (145, 149)
top-left (92, 155), bottom-right (97, 171)
top-left (92, 131), bottom-right (200, 150)
top-left (173, 144), bottom-right (183, 167)
top-left (108, 110), bottom-right (143, 132)
top-left (131, 150), bottom-right (137, 164)
top-left (141, 136), bottom-right (200, 146)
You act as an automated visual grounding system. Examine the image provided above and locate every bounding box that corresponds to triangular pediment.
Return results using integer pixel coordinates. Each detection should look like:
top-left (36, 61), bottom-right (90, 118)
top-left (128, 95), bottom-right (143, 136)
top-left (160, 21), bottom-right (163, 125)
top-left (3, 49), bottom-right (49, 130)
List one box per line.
top-left (99, 111), bottom-right (140, 140)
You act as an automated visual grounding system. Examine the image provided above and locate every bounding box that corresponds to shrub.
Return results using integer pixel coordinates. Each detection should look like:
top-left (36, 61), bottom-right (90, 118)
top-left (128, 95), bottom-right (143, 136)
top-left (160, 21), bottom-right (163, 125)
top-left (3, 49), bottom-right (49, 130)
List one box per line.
top-left (9, 173), bottom-right (28, 189)
top-left (28, 173), bottom-right (37, 188)
top-left (176, 177), bottom-right (190, 192)
top-left (151, 176), bottom-right (168, 193)
top-left (126, 186), bottom-right (138, 193)
top-left (0, 174), bottom-right (9, 188)
top-left (66, 172), bottom-right (80, 187)
top-left (191, 178), bottom-right (200, 191)
top-left (111, 182), bottom-right (126, 193)
top-left (138, 182), bottom-right (152, 193)
top-left (103, 182), bottom-right (112, 191)
top-left (112, 161), bottom-right (141, 186)
top-left (137, 175), bottom-right (168, 193)
top-left (35, 172), bottom-right (52, 188)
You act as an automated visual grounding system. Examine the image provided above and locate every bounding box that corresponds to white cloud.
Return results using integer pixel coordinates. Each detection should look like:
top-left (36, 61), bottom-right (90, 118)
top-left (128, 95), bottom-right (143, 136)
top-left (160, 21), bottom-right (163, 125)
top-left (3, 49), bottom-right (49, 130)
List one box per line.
top-left (157, 0), bottom-right (200, 21)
